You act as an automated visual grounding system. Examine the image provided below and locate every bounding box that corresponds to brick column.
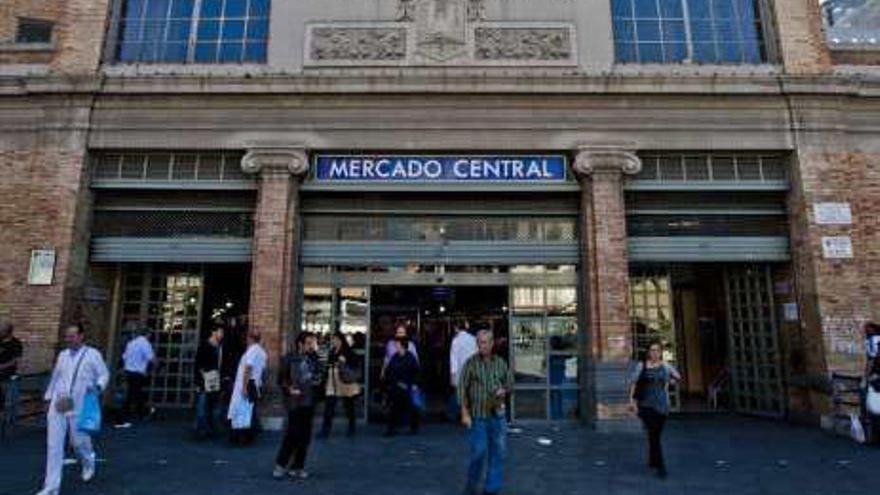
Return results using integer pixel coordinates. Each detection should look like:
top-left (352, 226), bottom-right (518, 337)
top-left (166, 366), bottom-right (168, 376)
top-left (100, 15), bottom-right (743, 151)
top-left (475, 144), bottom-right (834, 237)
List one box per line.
top-left (241, 147), bottom-right (307, 371)
top-left (574, 146), bottom-right (641, 431)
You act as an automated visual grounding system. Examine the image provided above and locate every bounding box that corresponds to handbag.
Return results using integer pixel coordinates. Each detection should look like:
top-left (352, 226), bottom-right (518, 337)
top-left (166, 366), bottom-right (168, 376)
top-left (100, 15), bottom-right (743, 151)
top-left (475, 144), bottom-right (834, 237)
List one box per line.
top-left (230, 398), bottom-right (254, 430)
top-left (409, 385), bottom-right (426, 411)
top-left (77, 389), bottom-right (102, 435)
top-left (202, 370), bottom-right (221, 393)
top-left (850, 412), bottom-right (867, 444)
top-left (55, 349), bottom-right (88, 414)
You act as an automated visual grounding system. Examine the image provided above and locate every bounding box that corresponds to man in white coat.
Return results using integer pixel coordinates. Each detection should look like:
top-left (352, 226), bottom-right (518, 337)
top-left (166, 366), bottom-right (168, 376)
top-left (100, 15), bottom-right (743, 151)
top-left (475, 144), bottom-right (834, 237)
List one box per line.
top-left (227, 329), bottom-right (267, 445)
top-left (36, 324), bottom-right (110, 495)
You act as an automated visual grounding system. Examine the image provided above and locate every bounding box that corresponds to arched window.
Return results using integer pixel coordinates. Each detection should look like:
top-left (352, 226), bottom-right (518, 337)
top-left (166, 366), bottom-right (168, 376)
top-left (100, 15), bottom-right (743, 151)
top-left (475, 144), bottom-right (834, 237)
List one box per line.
top-left (115, 0), bottom-right (269, 63)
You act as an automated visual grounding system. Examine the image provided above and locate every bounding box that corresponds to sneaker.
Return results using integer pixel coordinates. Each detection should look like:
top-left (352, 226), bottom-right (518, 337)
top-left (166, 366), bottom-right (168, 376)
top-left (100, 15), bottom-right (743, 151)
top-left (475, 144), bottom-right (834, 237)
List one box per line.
top-left (289, 469), bottom-right (309, 480)
top-left (113, 422), bottom-right (133, 429)
top-left (81, 463), bottom-right (95, 483)
top-left (272, 465), bottom-right (288, 480)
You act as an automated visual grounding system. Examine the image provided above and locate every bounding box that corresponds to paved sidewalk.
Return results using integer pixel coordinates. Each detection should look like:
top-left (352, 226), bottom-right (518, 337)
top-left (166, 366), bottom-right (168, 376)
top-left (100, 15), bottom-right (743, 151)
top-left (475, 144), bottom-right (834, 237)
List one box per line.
top-left (1, 415), bottom-right (879, 495)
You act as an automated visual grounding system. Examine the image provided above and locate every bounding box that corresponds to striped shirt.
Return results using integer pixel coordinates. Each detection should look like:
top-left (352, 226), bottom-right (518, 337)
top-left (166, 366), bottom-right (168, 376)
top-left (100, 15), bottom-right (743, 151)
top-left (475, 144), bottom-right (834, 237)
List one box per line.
top-left (458, 354), bottom-right (513, 419)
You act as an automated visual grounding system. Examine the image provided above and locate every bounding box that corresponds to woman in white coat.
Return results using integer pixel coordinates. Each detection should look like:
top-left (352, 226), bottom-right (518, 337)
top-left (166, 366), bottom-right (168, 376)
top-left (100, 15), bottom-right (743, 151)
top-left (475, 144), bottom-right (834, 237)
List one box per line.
top-left (36, 324), bottom-right (110, 495)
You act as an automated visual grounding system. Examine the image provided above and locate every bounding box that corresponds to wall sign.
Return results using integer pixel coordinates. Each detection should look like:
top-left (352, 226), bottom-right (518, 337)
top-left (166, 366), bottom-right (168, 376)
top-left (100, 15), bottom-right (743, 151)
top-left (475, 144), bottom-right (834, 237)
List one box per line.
top-left (314, 155), bottom-right (568, 182)
top-left (28, 249), bottom-right (56, 285)
top-left (814, 202), bottom-right (852, 225)
top-left (821, 236), bottom-right (854, 259)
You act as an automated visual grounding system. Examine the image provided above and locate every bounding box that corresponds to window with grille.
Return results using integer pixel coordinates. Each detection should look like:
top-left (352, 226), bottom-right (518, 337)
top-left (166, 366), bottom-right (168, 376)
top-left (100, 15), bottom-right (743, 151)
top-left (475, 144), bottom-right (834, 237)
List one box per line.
top-left (92, 152), bottom-right (252, 185)
top-left (611, 0), bottom-right (768, 64)
top-left (115, 0), bottom-right (269, 63)
top-left (16, 18), bottom-right (54, 44)
top-left (821, 0), bottom-right (880, 48)
top-left (632, 154), bottom-right (787, 184)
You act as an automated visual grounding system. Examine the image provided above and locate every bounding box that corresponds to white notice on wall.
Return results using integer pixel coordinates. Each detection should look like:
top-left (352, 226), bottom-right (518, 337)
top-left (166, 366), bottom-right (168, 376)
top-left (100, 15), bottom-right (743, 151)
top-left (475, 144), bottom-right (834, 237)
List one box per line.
top-left (28, 249), bottom-right (56, 285)
top-left (814, 202), bottom-right (853, 225)
top-left (782, 303), bottom-right (799, 322)
top-left (821, 236), bottom-right (854, 259)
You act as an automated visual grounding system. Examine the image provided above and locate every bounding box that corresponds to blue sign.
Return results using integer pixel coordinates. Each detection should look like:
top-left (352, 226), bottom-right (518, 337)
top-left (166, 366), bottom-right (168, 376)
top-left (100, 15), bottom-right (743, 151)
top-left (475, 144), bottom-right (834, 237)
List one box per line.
top-left (314, 155), bottom-right (567, 182)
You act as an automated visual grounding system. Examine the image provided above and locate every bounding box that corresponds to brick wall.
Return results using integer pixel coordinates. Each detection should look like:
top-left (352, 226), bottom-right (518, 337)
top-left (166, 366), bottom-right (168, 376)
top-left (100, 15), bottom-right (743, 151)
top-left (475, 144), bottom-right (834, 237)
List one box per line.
top-left (788, 150), bottom-right (880, 416)
top-left (773, 0), bottom-right (833, 74)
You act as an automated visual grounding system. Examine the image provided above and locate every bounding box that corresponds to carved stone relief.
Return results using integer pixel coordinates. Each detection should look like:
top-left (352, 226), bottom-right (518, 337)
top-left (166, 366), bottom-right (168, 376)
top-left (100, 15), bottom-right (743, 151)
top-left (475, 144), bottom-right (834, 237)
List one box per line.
top-left (310, 27), bottom-right (406, 61)
top-left (474, 28), bottom-right (572, 61)
top-left (412, 0), bottom-right (468, 62)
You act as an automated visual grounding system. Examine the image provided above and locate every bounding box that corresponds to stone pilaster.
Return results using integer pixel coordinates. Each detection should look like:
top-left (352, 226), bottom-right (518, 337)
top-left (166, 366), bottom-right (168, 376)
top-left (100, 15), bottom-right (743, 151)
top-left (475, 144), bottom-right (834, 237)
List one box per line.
top-left (241, 146), bottom-right (307, 373)
top-left (574, 145), bottom-right (641, 431)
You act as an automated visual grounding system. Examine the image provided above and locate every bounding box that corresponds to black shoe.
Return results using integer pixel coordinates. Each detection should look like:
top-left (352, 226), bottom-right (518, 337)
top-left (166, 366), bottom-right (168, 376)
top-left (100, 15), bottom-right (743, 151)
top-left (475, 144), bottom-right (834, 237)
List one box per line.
top-left (316, 430), bottom-right (329, 439)
top-left (655, 467), bottom-right (668, 479)
top-left (384, 430), bottom-right (397, 437)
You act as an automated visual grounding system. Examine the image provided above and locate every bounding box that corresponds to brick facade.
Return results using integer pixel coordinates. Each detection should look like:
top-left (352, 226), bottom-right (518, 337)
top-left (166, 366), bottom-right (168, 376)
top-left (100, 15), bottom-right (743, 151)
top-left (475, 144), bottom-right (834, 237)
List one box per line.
top-left (774, 0), bottom-right (833, 74)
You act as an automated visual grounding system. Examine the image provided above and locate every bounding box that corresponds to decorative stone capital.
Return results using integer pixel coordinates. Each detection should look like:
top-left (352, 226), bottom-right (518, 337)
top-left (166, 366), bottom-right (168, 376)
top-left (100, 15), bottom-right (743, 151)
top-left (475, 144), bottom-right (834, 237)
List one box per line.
top-left (241, 146), bottom-right (308, 178)
top-left (573, 146), bottom-right (641, 178)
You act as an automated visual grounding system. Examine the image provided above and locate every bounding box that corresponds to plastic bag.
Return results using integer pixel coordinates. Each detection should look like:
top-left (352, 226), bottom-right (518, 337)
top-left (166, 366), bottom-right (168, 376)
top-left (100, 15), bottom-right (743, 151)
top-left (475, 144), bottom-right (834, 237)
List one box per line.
top-left (77, 390), bottom-right (103, 435)
top-left (867, 385), bottom-right (880, 415)
top-left (229, 398), bottom-right (254, 430)
top-left (409, 385), bottom-right (426, 411)
top-left (849, 412), bottom-right (866, 444)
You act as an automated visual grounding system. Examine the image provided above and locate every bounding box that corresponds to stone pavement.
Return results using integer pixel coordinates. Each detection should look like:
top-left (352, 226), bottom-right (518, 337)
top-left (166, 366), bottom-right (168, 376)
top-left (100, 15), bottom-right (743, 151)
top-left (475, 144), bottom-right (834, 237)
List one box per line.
top-left (2, 415), bottom-right (879, 495)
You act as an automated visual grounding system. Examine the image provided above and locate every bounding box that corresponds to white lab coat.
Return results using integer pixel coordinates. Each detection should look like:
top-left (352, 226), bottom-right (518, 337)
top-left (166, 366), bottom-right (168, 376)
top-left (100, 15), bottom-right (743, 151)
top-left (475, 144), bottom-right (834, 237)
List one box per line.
top-left (42, 345), bottom-right (110, 492)
top-left (449, 331), bottom-right (477, 387)
top-left (227, 343), bottom-right (267, 427)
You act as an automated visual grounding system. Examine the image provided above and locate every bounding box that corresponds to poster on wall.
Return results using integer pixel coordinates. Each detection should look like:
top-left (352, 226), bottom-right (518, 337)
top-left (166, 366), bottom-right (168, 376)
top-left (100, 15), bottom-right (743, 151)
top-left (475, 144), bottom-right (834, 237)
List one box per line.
top-left (814, 202), bottom-right (853, 225)
top-left (27, 249), bottom-right (56, 285)
top-left (821, 236), bottom-right (854, 259)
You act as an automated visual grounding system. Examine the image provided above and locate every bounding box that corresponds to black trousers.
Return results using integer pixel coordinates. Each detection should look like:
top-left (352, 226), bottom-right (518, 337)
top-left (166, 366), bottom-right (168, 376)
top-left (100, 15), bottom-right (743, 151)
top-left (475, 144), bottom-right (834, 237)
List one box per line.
top-left (387, 387), bottom-right (419, 434)
top-left (639, 408), bottom-right (667, 470)
top-left (276, 407), bottom-right (315, 470)
top-left (124, 371), bottom-right (149, 420)
top-left (321, 396), bottom-right (356, 435)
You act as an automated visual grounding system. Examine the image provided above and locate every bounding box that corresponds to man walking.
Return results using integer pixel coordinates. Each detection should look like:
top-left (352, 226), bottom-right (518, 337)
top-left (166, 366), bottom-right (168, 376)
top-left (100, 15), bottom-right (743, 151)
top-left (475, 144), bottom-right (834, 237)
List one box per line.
top-left (194, 325), bottom-right (224, 438)
top-left (118, 327), bottom-right (155, 426)
top-left (449, 319), bottom-right (477, 422)
top-left (0, 320), bottom-right (23, 434)
top-left (459, 330), bottom-right (513, 495)
top-left (36, 324), bottom-right (110, 495)
top-left (228, 329), bottom-right (267, 445)
top-left (274, 331), bottom-right (322, 480)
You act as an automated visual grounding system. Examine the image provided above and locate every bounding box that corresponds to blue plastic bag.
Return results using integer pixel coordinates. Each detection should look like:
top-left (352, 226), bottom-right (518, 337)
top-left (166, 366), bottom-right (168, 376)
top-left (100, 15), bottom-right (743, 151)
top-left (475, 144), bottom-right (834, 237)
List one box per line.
top-left (77, 390), bottom-right (102, 435)
top-left (409, 385), bottom-right (426, 411)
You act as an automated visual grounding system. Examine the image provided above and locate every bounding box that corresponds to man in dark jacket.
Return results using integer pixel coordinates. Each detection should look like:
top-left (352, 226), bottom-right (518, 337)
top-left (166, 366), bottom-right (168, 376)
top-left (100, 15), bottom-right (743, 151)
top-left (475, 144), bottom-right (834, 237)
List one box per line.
top-left (384, 335), bottom-right (421, 437)
top-left (194, 326), bottom-right (224, 439)
top-left (274, 331), bottom-right (322, 480)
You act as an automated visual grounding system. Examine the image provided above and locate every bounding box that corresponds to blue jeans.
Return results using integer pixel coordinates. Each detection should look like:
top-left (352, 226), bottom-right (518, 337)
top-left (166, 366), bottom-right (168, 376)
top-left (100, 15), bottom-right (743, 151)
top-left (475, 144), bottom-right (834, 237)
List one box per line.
top-left (1, 377), bottom-right (20, 434)
top-left (195, 392), bottom-right (221, 437)
top-left (467, 414), bottom-right (507, 494)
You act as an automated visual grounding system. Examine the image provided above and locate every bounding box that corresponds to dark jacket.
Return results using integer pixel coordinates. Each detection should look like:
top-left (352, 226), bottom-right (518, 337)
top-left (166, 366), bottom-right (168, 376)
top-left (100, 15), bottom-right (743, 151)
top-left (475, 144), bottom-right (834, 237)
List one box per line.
top-left (385, 352), bottom-right (420, 391)
top-left (279, 352), bottom-right (322, 410)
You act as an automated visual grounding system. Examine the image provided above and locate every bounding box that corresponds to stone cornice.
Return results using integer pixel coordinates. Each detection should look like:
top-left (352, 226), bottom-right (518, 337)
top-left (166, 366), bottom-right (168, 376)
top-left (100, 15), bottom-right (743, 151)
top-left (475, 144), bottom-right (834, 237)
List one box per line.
top-left (573, 145), bottom-right (641, 177)
top-left (3, 71), bottom-right (880, 98)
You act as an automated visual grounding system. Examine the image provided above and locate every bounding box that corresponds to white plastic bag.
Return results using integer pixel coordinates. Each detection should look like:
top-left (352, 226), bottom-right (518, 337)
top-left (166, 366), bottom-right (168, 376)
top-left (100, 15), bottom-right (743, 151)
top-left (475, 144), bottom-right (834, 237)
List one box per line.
top-left (849, 412), bottom-right (866, 444)
top-left (867, 385), bottom-right (880, 415)
top-left (229, 398), bottom-right (253, 430)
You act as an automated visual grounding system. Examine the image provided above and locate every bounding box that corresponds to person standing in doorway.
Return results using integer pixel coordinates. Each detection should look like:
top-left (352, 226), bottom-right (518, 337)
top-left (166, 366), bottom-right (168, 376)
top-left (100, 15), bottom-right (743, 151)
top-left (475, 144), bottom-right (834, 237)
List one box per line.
top-left (628, 341), bottom-right (681, 478)
top-left (274, 331), bottom-right (322, 480)
top-left (118, 326), bottom-right (156, 427)
top-left (319, 331), bottom-right (360, 438)
top-left (384, 325), bottom-right (419, 366)
top-left (194, 325), bottom-right (224, 439)
top-left (384, 333), bottom-right (421, 436)
top-left (459, 329), bottom-right (513, 495)
top-left (228, 329), bottom-right (268, 445)
top-left (0, 321), bottom-right (23, 435)
top-left (448, 319), bottom-right (477, 422)
top-left (35, 324), bottom-right (110, 495)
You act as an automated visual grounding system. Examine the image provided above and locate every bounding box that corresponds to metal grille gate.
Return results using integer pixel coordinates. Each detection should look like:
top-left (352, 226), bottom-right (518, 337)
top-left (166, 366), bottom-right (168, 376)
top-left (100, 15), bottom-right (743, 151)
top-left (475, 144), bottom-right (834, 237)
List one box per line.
top-left (724, 264), bottom-right (785, 417)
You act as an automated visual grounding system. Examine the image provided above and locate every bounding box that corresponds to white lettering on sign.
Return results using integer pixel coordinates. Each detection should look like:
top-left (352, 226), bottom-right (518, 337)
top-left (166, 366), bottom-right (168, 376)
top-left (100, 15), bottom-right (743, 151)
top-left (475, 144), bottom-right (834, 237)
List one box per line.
top-left (814, 202), bottom-right (853, 225)
top-left (821, 236), bottom-right (854, 259)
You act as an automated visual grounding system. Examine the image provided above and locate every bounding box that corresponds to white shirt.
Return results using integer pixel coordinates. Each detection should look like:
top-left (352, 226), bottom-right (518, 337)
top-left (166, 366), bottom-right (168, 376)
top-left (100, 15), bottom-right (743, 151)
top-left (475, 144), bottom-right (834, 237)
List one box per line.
top-left (233, 343), bottom-right (268, 393)
top-left (122, 335), bottom-right (155, 374)
top-left (449, 330), bottom-right (477, 387)
top-left (44, 346), bottom-right (110, 416)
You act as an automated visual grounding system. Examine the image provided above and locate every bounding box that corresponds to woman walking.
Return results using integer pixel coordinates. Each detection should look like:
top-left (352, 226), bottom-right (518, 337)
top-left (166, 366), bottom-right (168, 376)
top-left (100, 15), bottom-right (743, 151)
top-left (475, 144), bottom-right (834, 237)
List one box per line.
top-left (319, 332), bottom-right (360, 438)
top-left (628, 341), bottom-right (680, 478)
top-left (384, 332), bottom-right (421, 436)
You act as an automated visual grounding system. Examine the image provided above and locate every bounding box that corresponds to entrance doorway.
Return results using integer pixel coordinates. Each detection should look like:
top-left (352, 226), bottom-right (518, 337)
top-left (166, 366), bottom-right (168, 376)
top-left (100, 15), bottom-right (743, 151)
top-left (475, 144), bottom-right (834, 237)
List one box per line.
top-left (369, 286), bottom-right (508, 421)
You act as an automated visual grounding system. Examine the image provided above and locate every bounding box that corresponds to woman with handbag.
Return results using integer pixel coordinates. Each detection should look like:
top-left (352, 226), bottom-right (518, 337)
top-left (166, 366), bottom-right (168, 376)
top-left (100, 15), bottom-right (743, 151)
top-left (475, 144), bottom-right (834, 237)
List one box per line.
top-left (383, 334), bottom-right (421, 437)
top-left (628, 341), bottom-right (681, 478)
top-left (318, 331), bottom-right (361, 438)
